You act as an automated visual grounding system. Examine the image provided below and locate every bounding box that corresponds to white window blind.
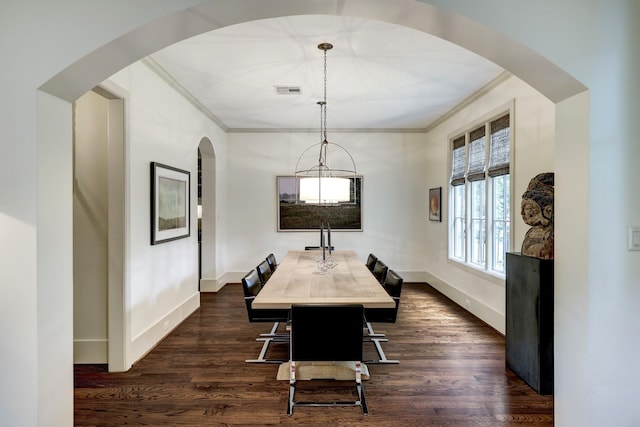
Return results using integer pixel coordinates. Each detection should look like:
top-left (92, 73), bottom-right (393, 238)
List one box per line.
top-left (448, 108), bottom-right (512, 278)
top-left (488, 114), bottom-right (510, 177)
top-left (450, 136), bottom-right (466, 186)
top-left (467, 126), bottom-right (486, 182)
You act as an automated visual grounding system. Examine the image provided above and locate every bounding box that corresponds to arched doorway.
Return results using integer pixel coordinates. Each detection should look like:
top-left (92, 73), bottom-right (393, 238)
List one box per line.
top-left (31, 2), bottom-right (593, 426)
top-left (198, 137), bottom-right (217, 291)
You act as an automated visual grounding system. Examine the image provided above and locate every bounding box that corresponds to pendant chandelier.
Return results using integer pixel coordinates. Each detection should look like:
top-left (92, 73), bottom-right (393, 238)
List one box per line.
top-left (295, 43), bottom-right (356, 205)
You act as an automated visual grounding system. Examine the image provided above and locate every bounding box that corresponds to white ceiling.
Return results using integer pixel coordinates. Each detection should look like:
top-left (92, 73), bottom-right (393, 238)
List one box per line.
top-left (150, 15), bottom-right (505, 132)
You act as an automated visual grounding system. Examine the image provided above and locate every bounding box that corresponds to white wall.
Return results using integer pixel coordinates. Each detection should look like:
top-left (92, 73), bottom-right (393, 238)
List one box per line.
top-left (555, 91), bottom-right (591, 425)
top-left (104, 61), bottom-right (227, 365)
top-left (2, 2), bottom-right (209, 424)
top-left (36, 91), bottom-right (76, 427)
top-left (422, 75), bottom-right (555, 332)
top-left (224, 131), bottom-right (428, 281)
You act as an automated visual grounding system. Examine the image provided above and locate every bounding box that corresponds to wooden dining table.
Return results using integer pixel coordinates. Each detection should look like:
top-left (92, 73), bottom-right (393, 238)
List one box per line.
top-left (252, 250), bottom-right (395, 309)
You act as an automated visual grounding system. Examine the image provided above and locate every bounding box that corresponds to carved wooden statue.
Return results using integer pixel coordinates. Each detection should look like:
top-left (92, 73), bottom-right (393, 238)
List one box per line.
top-left (521, 173), bottom-right (554, 259)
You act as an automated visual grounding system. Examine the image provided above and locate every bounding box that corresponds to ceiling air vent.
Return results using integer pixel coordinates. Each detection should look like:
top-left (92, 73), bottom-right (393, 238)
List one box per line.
top-left (275, 86), bottom-right (302, 95)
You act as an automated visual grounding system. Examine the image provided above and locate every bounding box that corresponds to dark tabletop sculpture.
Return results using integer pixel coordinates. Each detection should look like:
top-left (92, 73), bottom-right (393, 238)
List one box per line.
top-left (521, 173), bottom-right (554, 259)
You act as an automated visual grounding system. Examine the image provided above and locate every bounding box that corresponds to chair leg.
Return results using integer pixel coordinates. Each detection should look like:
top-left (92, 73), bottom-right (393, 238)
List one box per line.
top-left (259, 321), bottom-right (280, 337)
top-left (364, 336), bottom-right (399, 364)
top-left (247, 321), bottom-right (289, 363)
top-left (286, 360), bottom-right (368, 415)
top-left (245, 338), bottom-right (288, 363)
top-left (287, 361), bottom-right (296, 415)
top-left (355, 361), bottom-right (368, 415)
top-left (365, 321), bottom-right (385, 337)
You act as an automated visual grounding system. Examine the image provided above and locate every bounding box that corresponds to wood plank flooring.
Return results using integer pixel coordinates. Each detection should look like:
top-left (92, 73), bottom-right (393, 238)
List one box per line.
top-left (74, 283), bottom-right (553, 426)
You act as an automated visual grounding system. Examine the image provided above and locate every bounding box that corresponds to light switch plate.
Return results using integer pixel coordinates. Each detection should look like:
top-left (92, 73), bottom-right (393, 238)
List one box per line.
top-left (628, 226), bottom-right (640, 251)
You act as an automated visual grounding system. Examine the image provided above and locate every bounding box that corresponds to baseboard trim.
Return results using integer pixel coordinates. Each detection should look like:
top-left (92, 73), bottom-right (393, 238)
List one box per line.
top-left (395, 270), bottom-right (425, 283)
top-left (201, 272), bottom-right (247, 292)
top-left (130, 292), bottom-right (200, 364)
top-left (423, 271), bottom-right (505, 334)
top-left (200, 278), bottom-right (221, 292)
top-left (74, 338), bottom-right (108, 364)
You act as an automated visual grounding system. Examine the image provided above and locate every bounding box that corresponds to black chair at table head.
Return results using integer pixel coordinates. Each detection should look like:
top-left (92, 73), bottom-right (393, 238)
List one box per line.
top-left (287, 304), bottom-right (368, 415)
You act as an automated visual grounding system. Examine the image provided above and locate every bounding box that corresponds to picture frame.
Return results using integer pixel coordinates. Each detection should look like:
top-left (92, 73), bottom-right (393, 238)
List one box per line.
top-left (277, 175), bottom-right (363, 231)
top-left (151, 162), bottom-right (190, 244)
top-left (429, 187), bottom-right (442, 222)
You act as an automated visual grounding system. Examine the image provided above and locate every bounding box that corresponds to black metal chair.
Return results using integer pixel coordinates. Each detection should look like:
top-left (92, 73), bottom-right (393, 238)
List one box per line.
top-left (365, 253), bottom-right (378, 272)
top-left (241, 269), bottom-right (289, 363)
top-left (365, 269), bottom-right (403, 324)
top-left (287, 304), bottom-right (368, 415)
top-left (266, 253), bottom-right (278, 272)
top-left (371, 259), bottom-right (388, 284)
top-left (363, 269), bottom-right (403, 364)
top-left (256, 259), bottom-right (272, 285)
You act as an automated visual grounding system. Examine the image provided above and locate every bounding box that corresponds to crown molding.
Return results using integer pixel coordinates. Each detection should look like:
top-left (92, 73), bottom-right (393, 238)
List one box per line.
top-left (144, 56), bottom-right (511, 135)
top-left (142, 56), bottom-right (229, 132)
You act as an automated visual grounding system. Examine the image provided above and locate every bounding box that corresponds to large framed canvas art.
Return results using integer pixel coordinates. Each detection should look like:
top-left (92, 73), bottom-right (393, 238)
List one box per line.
top-left (277, 175), bottom-right (362, 231)
top-left (151, 162), bottom-right (190, 244)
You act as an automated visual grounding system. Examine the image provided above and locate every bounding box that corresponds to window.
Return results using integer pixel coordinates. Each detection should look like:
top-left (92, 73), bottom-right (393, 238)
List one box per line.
top-left (451, 184), bottom-right (465, 259)
top-left (449, 112), bottom-right (511, 276)
top-left (470, 179), bottom-right (486, 266)
top-left (491, 174), bottom-right (510, 272)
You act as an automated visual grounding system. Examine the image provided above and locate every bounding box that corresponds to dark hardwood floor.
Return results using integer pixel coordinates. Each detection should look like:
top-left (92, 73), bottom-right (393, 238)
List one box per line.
top-left (74, 283), bottom-right (553, 426)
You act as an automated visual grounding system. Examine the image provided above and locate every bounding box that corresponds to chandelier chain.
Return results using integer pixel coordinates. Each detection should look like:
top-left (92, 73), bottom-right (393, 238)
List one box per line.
top-left (323, 48), bottom-right (328, 141)
top-left (294, 42), bottom-right (356, 205)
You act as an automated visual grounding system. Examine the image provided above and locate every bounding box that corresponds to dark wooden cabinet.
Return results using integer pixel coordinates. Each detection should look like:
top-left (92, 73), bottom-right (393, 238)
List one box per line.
top-left (505, 252), bottom-right (554, 395)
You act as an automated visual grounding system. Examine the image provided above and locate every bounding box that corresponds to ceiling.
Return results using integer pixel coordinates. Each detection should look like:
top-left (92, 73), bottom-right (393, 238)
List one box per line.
top-left (149, 15), bottom-right (505, 132)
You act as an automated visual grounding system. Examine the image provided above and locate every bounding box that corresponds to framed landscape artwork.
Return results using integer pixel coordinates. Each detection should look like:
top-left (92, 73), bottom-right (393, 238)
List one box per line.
top-left (277, 175), bottom-right (363, 231)
top-left (429, 187), bottom-right (442, 222)
top-left (151, 162), bottom-right (190, 244)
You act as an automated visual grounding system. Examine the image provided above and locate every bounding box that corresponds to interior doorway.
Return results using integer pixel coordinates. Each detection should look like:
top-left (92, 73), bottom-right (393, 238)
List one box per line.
top-left (72, 86), bottom-right (127, 372)
top-left (198, 137), bottom-right (217, 291)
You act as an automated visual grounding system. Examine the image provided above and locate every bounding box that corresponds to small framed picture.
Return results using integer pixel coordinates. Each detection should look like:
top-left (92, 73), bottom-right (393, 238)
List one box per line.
top-left (151, 162), bottom-right (190, 244)
top-left (429, 187), bottom-right (442, 222)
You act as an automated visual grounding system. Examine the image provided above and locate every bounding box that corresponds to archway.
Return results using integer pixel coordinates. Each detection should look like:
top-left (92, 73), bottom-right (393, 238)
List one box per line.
top-left (198, 137), bottom-right (218, 291)
top-left (41, 2), bottom-right (585, 104)
top-left (33, 2), bottom-right (591, 425)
